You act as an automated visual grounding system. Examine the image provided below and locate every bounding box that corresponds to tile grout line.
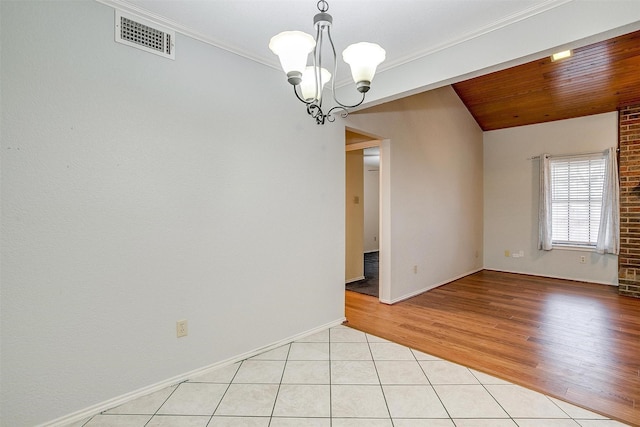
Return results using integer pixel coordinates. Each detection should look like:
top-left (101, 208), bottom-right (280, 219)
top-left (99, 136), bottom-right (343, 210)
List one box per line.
top-left (544, 393), bottom-right (581, 422)
top-left (329, 328), bottom-right (333, 427)
top-left (473, 376), bottom-right (520, 425)
top-left (86, 379), bottom-right (184, 425)
top-left (414, 347), bottom-right (455, 424)
top-left (267, 343), bottom-right (292, 426)
top-left (366, 333), bottom-right (395, 426)
top-left (143, 381), bottom-right (183, 426)
top-left (205, 358), bottom-right (243, 426)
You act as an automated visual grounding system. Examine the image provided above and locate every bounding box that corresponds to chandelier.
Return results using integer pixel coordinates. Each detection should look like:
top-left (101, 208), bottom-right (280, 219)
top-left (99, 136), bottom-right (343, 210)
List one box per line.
top-left (269, 0), bottom-right (386, 125)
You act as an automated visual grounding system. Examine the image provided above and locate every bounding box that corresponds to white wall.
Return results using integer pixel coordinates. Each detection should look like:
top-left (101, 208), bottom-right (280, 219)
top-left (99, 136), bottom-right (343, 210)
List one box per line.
top-left (363, 153), bottom-right (380, 253)
top-left (483, 112), bottom-right (619, 284)
top-left (0, 1), bottom-right (345, 425)
top-left (347, 87), bottom-right (484, 303)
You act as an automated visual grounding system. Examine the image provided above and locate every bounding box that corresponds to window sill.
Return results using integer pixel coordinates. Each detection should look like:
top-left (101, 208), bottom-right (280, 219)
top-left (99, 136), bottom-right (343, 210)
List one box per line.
top-left (552, 244), bottom-right (596, 252)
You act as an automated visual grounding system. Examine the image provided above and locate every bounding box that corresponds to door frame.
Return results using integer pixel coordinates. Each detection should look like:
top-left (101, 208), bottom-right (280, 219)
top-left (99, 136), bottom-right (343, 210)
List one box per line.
top-left (345, 128), bottom-right (390, 303)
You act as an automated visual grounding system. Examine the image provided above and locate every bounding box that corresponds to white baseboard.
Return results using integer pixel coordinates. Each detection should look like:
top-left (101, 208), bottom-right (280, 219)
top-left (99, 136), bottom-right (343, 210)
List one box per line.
top-left (483, 268), bottom-right (618, 286)
top-left (345, 276), bottom-right (366, 284)
top-left (378, 267), bottom-right (618, 304)
top-left (38, 317), bottom-right (346, 427)
top-left (380, 268), bottom-right (484, 305)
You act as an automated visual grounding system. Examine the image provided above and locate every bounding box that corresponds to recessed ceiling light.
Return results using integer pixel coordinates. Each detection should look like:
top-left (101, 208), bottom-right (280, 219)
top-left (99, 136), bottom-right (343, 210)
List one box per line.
top-left (551, 50), bottom-right (572, 61)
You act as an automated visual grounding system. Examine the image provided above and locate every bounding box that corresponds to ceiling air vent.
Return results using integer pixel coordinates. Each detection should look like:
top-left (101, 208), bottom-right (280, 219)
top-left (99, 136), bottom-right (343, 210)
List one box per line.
top-left (115, 10), bottom-right (175, 60)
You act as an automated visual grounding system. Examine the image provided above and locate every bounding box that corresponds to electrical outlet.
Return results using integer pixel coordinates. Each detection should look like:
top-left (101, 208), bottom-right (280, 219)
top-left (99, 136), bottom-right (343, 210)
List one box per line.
top-left (504, 250), bottom-right (510, 257)
top-left (512, 250), bottom-right (524, 258)
top-left (176, 319), bottom-right (188, 338)
top-left (413, 265), bottom-right (418, 274)
top-left (580, 255), bottom-right (586, 264)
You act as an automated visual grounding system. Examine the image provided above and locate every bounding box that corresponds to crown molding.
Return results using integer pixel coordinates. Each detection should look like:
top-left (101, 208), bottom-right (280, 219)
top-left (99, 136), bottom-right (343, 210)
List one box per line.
top-left (96, 0), bottom-right (282, 71)
top-left (96, 0), bottom-right (572, 87)
top-left (376, 0), bottom-right (573, 75)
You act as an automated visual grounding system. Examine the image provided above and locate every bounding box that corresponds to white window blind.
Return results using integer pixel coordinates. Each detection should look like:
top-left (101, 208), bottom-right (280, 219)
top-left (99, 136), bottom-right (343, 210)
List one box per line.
top-left (550, 154), bottom-right (606, 246)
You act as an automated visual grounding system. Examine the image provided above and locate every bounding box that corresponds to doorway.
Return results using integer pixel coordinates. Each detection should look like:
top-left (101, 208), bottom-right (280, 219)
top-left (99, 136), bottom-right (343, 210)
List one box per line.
top-left (345, 129), bottom-right (384, 299)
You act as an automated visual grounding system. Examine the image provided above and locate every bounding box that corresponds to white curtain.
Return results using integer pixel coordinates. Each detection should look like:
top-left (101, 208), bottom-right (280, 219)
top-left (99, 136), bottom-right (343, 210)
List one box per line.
top-left (596, 147), bottom-right (620, 255)
top-left (538, 153), bottom-right (553, 251)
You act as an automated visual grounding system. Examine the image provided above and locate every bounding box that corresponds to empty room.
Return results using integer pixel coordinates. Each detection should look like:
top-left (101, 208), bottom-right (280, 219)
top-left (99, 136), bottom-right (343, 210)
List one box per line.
top-left (2, 1), bottom-right (640, 426)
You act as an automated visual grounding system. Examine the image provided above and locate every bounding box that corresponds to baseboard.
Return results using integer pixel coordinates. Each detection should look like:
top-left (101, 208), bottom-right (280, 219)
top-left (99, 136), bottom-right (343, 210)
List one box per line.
top-left (483, 268), bottom-right (618, 286)
top-left (380, 268), bottom-right (617, 307)
top-left (380, 268), bottom-right (484, 305)
top-left (38, 317), bottom-right (346, 427)
top-left (345, 276), bottom-right (365, 284)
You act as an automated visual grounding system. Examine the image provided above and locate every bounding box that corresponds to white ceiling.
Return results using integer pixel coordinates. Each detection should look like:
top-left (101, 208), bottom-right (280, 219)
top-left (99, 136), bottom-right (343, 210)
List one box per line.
top-left (101, 0), bottom-right (640, 106)
top-left (106, 0), bottom-right (552, 70)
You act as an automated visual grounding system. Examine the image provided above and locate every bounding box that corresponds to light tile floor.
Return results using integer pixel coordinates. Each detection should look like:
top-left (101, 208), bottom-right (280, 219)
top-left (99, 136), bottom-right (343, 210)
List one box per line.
top-left (68, 325), bottom-right (629, 426)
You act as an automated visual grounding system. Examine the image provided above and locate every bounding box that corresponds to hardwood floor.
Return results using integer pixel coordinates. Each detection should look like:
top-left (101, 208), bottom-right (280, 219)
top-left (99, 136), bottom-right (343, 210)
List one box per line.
top-left (344, 270), bottom-right (640, 426)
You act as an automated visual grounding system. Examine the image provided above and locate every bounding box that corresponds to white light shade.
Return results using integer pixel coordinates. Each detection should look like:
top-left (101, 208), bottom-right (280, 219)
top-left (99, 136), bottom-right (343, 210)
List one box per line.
top-left (342, 42), bottom-right (386, 83)
top-left (269, 31), bottom-right (315, 75)
top-left (300, 66), bottom-right (332, 101)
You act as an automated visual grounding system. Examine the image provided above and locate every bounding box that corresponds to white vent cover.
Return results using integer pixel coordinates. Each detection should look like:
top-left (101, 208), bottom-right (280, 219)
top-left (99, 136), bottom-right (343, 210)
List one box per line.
top-left (115, 10), bottom-right (175, 60)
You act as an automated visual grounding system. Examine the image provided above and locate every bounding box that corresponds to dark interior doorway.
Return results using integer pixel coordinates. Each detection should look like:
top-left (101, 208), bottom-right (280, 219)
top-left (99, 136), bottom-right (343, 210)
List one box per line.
top-left (345, 251), bottom-right (379, 297)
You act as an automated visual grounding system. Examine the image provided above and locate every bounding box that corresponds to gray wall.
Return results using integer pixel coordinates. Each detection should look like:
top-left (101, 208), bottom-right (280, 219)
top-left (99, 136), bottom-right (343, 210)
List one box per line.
top-left (0, 2), bottom-right (345, 425)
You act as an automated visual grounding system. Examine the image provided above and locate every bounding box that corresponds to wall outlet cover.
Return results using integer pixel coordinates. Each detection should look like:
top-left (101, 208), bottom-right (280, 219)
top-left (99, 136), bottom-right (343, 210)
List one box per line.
top-left (176, 319), bottom-right (188, 338)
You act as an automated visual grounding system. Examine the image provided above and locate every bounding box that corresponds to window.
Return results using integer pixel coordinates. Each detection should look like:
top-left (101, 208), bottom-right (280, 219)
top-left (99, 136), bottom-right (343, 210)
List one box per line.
top-left (550, 154), bottom-right (605, 247)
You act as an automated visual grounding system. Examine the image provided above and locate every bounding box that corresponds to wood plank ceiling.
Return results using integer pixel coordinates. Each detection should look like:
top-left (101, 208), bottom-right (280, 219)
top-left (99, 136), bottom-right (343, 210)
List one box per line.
top-left (452, 29), bottom-right (640, 131)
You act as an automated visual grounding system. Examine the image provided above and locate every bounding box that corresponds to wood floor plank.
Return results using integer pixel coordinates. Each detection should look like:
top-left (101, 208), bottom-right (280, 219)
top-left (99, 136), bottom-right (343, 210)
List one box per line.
top-left (344, 270), bottom-right (640, 426)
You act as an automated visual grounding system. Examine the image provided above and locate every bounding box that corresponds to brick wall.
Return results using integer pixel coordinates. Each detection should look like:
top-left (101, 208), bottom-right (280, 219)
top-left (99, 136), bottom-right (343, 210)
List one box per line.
top-left (618, 104), bottom-right (640, 298)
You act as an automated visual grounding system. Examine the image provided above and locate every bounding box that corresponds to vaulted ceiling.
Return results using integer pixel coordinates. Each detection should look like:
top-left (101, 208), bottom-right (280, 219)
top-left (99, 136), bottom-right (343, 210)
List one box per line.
top-left (453, 29), bottom-right (640, 131)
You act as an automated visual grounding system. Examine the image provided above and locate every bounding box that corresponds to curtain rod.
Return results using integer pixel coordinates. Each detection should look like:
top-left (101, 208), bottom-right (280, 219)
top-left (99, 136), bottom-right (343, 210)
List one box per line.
top-left (527, 148), bottom-right (618, 161)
